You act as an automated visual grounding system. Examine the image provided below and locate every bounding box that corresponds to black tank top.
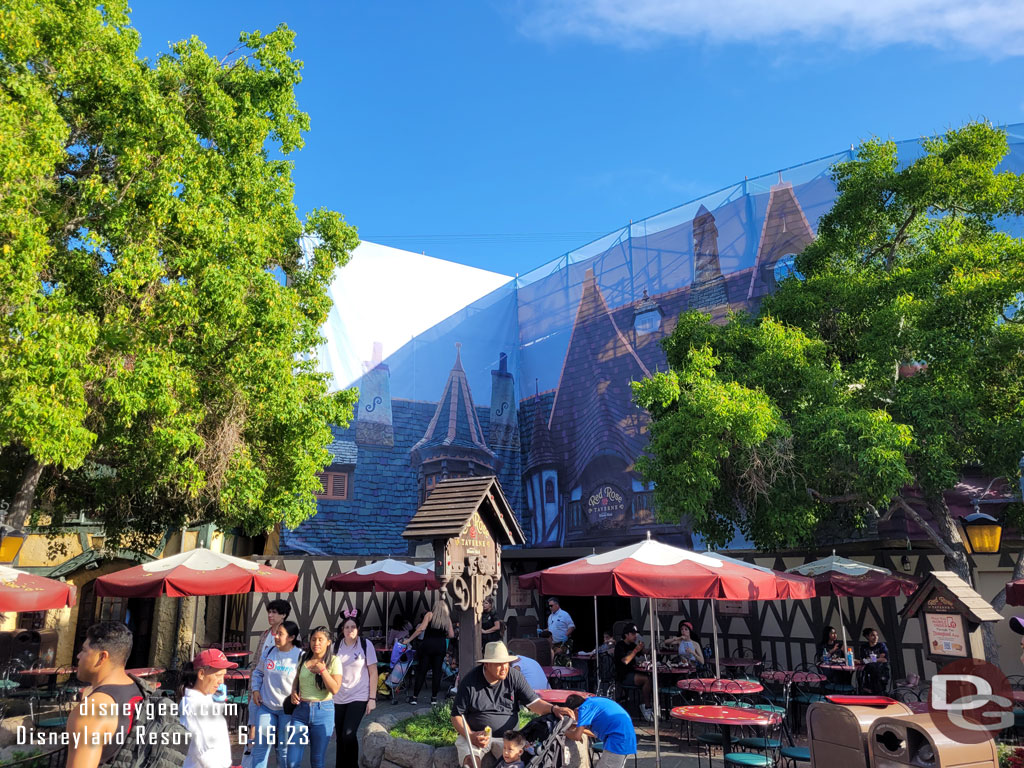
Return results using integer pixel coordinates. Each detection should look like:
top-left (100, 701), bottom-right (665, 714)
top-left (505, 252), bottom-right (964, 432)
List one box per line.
top-left (89, 680), bottom-right (143, 764)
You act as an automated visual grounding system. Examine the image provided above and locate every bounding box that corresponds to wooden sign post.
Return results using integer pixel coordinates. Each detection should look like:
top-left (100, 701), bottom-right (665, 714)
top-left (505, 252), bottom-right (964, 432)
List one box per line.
top-left (901, 571), bottom-right (1002, 664)
top-left (402, 476), bottom-right (526, 680)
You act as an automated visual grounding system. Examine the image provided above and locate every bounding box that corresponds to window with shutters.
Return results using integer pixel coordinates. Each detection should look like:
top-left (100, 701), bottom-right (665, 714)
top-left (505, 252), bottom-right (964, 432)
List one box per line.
top-left (314, 471), bottom-right (350, 500)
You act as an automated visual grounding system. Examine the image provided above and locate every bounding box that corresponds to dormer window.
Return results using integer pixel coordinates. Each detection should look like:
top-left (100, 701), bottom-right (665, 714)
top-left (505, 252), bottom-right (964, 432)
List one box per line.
top-left (633, 289), bottom-right (664, 336)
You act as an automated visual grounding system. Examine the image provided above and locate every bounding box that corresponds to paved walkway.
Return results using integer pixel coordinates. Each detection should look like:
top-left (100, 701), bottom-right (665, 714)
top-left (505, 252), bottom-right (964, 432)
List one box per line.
top-left (233, 699), bottom-right (766, 767)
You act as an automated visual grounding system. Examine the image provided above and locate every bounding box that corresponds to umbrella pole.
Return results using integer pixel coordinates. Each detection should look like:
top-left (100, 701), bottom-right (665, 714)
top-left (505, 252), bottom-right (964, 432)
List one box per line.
top-left (221, 596), bottom-right (227, 649)
top-left (648, 597), bottom-right (661, 768)
top-left (190, 597), bottom-right (199, 658)
top-left (593, 595), bottom-right (599, 693)
top-left (712, 601), bottom-right (721, 680)
top-left (385, 591), bottom-right (389, 641)
top-left (840, 597), bottom-right (849, 657)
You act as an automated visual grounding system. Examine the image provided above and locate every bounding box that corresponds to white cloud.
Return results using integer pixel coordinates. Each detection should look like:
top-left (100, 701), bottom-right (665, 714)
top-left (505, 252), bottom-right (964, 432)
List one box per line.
top-left (516, 0), bottom-right (1024, 57)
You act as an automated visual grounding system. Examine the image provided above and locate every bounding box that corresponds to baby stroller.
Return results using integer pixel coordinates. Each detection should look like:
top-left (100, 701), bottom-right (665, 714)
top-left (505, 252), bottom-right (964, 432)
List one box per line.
top-left (386, 640), bottom-right (416, 704)
top-left (519, 714), bottom-right (573, 768)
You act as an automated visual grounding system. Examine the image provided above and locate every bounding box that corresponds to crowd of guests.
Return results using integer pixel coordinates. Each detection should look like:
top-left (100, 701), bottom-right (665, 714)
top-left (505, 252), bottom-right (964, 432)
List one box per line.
top-left (61, 592), bottom-right (901, 768)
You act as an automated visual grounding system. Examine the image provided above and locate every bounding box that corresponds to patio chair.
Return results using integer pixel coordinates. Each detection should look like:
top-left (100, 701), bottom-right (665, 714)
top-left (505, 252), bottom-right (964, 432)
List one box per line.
top-left (724, 701), bottom-right (784, 768)
top-left (790, 666), bottom-right (825, 735)
top-left (734, 692), bottom-right (786, 756)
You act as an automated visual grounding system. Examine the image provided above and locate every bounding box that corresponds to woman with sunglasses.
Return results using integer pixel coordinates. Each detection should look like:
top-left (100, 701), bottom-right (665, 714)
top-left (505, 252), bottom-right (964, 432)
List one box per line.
top-left (289, 626), bottom-right (342, 768)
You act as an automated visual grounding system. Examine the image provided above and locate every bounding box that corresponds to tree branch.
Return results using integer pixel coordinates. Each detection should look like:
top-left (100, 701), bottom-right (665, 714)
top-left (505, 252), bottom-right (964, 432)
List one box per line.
top-left (884, 208), bottom-right (919, 271)
top-left (806, 488), bottom-right (862, 505)
top-left (889, 496), bottom-right (958, 560)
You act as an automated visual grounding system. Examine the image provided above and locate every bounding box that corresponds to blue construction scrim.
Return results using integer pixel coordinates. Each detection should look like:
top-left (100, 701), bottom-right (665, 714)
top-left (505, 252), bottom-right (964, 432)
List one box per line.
top-left (284, 124), bottom-right (1024, 556)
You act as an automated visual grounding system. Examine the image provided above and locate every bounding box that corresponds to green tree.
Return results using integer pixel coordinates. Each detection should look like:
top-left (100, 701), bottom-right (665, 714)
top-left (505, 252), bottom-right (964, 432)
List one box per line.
top-left (0, 0), bottom-right (358, 549)
top-left (633, 122), bottom-right (1024, 584)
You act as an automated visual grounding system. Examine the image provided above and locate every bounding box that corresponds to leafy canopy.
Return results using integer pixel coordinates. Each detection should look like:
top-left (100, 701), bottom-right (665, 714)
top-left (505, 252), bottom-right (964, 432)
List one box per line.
top-left (0, 0), bottom-right (358, 547)
top-left (633, 122), bottom-right (1024, 551)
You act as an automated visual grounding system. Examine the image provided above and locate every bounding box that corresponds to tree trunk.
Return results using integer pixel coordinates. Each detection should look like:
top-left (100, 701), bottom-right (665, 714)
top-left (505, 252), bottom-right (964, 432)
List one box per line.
top-left (928, 495), bottom-right (973, 583)
top-left (6, 458), bottom-right (43, 529)
top-left (982, 549), bottom-right (1024, 665)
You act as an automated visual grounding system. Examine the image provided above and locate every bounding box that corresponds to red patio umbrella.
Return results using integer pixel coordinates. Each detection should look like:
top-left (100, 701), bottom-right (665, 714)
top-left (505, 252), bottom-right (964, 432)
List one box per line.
top-left (0, 565), bottom-right (76, 612)
top-left (1004, 579), bottom-right (1024, 606)
top-left (95, 547), bottom-right (298, 655)
top-left (325, 558), bottom-right (439, 592)
top-left (95, 547), bottom-right (298, 598)
top-left (518, 533), bottom-right (815, 768)
top-left (325, 558), bottom-right (439, 634)
top-left (786, 552), bottom-right (919, 652)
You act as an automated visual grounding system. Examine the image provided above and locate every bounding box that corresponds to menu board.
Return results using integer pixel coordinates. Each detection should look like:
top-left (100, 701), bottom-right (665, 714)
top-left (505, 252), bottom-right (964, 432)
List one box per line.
top-left (924, 612), bottom-right (968, 657)
top-left (507, 577), bottom-right (533, 608)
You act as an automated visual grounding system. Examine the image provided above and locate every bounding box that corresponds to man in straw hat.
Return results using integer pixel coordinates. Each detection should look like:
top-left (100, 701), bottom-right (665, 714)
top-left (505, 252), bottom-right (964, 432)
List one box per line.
top-left (451, 641), bottom-right (575, 768)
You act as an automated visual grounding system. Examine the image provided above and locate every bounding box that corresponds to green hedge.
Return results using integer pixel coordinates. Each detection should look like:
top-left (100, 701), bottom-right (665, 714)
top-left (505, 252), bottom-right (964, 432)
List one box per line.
top-left (389, 701), bottom-right (538, 748)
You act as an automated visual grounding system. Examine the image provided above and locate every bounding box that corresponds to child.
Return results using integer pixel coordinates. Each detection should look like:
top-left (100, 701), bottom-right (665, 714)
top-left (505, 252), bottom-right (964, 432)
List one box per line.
top-left (497, 730), bottom-right (528, 768)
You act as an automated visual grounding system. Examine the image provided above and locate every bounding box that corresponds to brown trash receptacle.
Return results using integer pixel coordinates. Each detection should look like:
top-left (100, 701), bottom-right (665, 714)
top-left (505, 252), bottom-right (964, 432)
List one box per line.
top-left (868, 713), bottom-right (998, 767)
top-left (807, 697), bottom-right (914, 768)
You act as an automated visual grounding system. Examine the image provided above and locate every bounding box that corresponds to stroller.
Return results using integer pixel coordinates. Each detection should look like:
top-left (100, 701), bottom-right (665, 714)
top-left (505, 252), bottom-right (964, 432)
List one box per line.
top-left (518, 714), bottom-right (574, 768)
top-left (386, 640), bottom-right (416, 704)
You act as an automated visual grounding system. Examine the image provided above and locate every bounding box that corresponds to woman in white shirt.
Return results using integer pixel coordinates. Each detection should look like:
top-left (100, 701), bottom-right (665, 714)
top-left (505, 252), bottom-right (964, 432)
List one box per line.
top-left (250, 620), bottom-right (302, 768)
top-left (179, 648), bottom-right (237, 768)
top-left (333, 609), bottom-right (379, 768)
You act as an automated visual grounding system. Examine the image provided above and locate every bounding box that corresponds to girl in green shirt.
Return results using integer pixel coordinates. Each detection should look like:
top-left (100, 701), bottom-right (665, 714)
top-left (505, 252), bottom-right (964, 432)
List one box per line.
top-left (289, 626), bottom-right (342, 768)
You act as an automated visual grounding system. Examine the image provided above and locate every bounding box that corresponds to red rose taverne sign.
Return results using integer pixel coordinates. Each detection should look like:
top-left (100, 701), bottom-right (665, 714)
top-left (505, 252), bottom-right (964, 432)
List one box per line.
top-left (588, 484), bottom-right (627, 526)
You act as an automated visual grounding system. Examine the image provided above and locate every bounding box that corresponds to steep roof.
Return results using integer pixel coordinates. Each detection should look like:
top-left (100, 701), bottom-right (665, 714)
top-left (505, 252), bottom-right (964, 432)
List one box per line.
top-left (747, 182), bottom-right (816, 300)
top-left (547, 268), bottom-right (651, 489)
top-left (410, 344), bottom-right (499, 472)
top-left (402, 476), bottom-right (526, 545)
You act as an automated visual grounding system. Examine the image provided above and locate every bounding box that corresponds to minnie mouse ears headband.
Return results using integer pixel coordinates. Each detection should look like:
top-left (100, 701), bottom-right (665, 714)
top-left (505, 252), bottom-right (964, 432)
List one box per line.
top-left (341, 608), bottom-right (358, 619)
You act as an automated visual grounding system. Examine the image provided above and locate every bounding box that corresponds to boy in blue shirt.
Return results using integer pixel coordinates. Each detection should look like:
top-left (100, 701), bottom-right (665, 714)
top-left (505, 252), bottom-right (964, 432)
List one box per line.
top-left (564, 694), bottom-right (637, 768)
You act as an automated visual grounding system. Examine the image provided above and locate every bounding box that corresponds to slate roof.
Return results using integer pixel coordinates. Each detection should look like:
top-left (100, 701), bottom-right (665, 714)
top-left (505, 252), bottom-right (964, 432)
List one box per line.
top-left (524, 393), bottom-right (557, 471)
top-left (547, 268), bottom-right (652, 489)
top-left (281, 401), bottom-right (523, 557)
top-left (326, 439), bottom-right (358, 465)
top-left (410, 344), bottom-right (499, 472)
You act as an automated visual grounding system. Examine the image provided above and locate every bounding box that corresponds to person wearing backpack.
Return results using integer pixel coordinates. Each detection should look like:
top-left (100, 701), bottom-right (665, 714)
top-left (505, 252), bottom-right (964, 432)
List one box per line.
top-left (333, 609), bottom-right (378, 768)
top-left (65, 622), bottom-right (138, 768)
top-left (179, 649), bottom-right (237, 768)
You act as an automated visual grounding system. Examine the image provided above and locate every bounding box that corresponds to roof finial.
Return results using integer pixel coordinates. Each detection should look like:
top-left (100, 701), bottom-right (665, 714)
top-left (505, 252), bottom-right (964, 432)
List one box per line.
top-left (646, 530), bottom-right (652, 540)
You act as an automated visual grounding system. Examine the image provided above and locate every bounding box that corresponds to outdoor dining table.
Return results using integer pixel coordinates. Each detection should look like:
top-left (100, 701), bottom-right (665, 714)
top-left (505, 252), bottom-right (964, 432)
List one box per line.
top-left (535, 688), bottom-right (593, 704)
top-left (676, 678), bottom-right (764, 695)
top-left (543, 665), bottom-right (585, 689)
top-left (224, 669), bottom-right (252, 681)
top-left (13, 667), bottom-right (77, 696)
top-left (126, 667), bottom-right (165, 678)
top-left (671, 704), bottom-right (780, 751)
top-left (222, 651), bottom-right (249, 664)
top-left (760, 670), bottom-right (826, 684)
top-left (719, 657), bottom-right (762, 670)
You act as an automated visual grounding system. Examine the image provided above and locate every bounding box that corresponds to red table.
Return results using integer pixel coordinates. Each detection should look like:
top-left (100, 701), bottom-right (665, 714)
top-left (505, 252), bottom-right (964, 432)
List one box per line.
top-left (761, 670), bottom-right (826, 684)
top-left (222, 651), bottom-right (249, 663)
top-left (126, 667), bottom-right (165, 679)
top-left (719, 657), bottom-right (762, 669)
top-left (536, 688), bottom-right (593, 704)
top-left (677, 678), bottom-right (763, 695)
top-left (224, 669), bottom-right (252, 681)
top-left (671, 704), bottom-right (780, 746)
top-left (819, 663), bottom-right (861, 672)
top-left (13, 667), bottom-right (74, 676)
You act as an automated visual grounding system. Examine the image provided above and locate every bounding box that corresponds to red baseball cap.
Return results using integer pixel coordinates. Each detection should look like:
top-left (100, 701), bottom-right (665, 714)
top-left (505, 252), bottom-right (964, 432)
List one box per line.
top-left (193, 648), bottom-right (238, 670)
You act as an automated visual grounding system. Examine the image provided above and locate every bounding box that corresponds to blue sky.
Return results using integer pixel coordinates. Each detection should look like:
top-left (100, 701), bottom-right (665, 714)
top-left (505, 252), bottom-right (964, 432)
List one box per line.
top-left (129, 1), bottom-right (1024, 276)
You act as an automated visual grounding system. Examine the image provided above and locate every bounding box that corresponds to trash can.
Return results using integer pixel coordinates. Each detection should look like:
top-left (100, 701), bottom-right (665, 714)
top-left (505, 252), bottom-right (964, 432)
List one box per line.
top-left (869, 713), bottom-right (998, 767)
top-left (806, 695), bottom-right (914, 768)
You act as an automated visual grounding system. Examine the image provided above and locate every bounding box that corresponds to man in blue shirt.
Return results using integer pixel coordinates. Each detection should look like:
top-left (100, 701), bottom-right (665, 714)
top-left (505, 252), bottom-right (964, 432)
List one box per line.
top-left (564, 694), bottom-right (637, 768)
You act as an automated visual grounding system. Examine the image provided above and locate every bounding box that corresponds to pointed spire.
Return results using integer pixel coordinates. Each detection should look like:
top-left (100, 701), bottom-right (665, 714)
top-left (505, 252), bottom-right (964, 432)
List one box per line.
top-left (410, 344), bottom-right (498, 472)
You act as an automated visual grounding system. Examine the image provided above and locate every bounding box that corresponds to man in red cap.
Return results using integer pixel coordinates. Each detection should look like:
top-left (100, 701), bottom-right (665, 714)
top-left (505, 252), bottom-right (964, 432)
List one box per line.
top-left (180, 648), bottom-right (238, 768)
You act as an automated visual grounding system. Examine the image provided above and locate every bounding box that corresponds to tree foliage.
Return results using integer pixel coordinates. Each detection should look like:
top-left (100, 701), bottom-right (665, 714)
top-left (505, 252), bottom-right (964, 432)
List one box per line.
top-left (0, 0), bottom-right (358, 548)
top-left (633, 122), bottom-right (1024, 573)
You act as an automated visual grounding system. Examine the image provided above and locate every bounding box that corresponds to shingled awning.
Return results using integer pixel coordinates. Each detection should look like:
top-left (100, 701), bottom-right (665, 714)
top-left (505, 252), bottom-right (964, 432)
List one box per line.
top-left (901, 571), bottom-right (1003, 623)
top-left (402, 476), bottom-right (525, 547)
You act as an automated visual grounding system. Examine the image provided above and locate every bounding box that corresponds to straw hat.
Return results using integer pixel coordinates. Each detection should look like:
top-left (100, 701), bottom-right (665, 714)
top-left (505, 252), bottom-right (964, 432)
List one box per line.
top-left (477, 641), bottom-right (519, 664)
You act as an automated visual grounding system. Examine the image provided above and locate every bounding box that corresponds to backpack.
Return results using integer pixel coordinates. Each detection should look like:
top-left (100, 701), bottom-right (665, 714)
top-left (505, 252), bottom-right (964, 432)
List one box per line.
top-left (106, 674), bottom-right (188, 768)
